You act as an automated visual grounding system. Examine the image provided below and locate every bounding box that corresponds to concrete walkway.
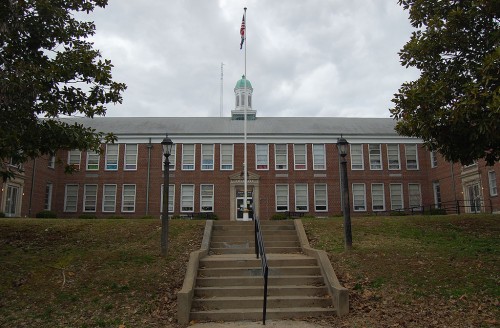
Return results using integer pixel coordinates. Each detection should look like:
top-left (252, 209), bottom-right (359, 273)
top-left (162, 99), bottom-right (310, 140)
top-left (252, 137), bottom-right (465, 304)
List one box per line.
top-left (189, 320), bottom-right (328, 327)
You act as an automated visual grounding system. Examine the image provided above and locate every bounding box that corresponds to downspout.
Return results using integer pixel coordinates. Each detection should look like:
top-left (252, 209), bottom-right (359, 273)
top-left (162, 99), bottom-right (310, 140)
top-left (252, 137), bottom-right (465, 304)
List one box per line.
top-left (146, 139), bottom-right (153, 215)
top-left (28, 158), bottom-right (36, 217)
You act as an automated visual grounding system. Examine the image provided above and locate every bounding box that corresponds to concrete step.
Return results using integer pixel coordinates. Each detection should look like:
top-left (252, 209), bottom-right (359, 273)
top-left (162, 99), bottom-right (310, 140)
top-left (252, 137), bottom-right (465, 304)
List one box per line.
top-left (190, 307), bottom-right (335, 322)
top-left (212, 229), bottom-right (298, 236)
top-left (209, 246), bottom-right (302, 255)
top-left (196, 275), bottom-right (324, 287)
top-left (199, 254), bottom-right (318, 268)
top-left (210, 241), bottom-right (300, 248)
top-left (211, 234), bottom-right (299, 243)
top-left (213, 226), bottom-right (296, 232)
top-left (199, 266), bottom-right (321, 277)
top-left (192, 295), bottom-right (332, 310)
top-left (194, 285), bottom-right (329, 298)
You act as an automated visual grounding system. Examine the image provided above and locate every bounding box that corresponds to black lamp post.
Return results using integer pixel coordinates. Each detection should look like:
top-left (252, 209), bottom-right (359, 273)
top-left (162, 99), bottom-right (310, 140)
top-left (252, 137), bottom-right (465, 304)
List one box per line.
top-left (161, 133), bottom-right (174, 257)
top-left (337, 136), bottom-right (353, 250)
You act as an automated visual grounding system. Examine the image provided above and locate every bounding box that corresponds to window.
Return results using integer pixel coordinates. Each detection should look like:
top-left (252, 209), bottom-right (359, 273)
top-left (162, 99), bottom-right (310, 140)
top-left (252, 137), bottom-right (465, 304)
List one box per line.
top-left (350, 144), bottom-right (364, 170)
top-left (433, 181), bottom-right (442, 208)
top-left (169, 145), bottom-right (176, 171)
top-left (86, 151), bottom-right (100, 171)
top-left (408, 183), bottom-right (422, 210)
top-left (121, 184), bottom-right (136, 212)
top-left (387, 144), bottom-right (401, 170)
top-left (371, 183), bottom-right (385, 211)
top-left (64, 184), bottom-right (78, 212)
top-left (200, 184), bottom-right (214, 212)
top-left (390, 184), bottom-right (404, 210)
top-left (255, 144), bottom-right (269, 170)
top-left (220, 144), bottom-right (234, 170)
top-left (294, 144), bottom-right (307, 170)
top-left (102, 184), bottom-right (117, 212)
top-left (201, 144), bottom-right (214, 170)
top-left (488, 171), bottom-right (498, 196)
top-left (352, 183), bottom-right (366, 211)
top-left (44, 183), bottom-right (53, 211)
top-left (181, 185), bottom-right (195, 212)
top-left (83, 184), bottom-right (98, 212)
top-left (124, 144), bottom-right (138, 170)
top-left (105, 144), bottom-right (119, 170)
top-left (182, 144), bottom-right (195, 170)
top-left (405, 144), bottom-right (419, 170)
top-left (275, 184), bottom-right (289, 212)
top-left (295, 184), bottom-right (308, 211)
top-left (430, 151), bottom-right (438, 168)
top-left (369, 144), bottom-right (382, 170)
top-left (68, 149), bottom-right (81, 170)
top-left (160, 184), bottom-right (175, 213)
top-left (275, 144), bottom-right (288, 170)
top-left (312, 144), bottom-right (326, 170)
top-left (48, 155), bottom-right (55, 169)
top-left (314, 184), bottom-right (328, 212)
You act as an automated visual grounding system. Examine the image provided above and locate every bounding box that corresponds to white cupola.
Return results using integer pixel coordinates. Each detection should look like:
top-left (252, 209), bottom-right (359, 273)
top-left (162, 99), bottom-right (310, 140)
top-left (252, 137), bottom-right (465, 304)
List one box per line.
top-left (231, 75), bottom-right (256, 120)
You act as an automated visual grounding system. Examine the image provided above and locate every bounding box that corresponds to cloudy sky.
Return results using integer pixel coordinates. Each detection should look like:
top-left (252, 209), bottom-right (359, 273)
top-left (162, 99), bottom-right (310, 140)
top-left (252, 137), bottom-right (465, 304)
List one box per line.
top-left (86, 0), bottom-right (420, 118)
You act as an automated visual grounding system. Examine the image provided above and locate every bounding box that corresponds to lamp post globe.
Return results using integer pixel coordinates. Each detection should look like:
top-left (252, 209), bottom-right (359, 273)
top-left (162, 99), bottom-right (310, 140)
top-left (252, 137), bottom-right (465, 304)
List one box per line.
top-left (161, 133), bottom-right (173, 257)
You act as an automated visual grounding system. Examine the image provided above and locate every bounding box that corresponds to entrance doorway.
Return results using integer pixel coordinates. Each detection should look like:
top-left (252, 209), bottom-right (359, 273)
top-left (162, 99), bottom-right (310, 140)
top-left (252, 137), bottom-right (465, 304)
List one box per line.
top-left (466, 183), bottom-right (482, 213)
top-left (236, 191), bottom-right (253, 220)
top-left (5, 185), bottom-right (20, 217)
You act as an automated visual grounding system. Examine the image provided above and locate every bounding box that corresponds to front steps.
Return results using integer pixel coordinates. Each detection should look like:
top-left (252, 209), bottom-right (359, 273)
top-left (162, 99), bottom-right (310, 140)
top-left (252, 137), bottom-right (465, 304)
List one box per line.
top-left (186, 220), bottom-right (337, 322)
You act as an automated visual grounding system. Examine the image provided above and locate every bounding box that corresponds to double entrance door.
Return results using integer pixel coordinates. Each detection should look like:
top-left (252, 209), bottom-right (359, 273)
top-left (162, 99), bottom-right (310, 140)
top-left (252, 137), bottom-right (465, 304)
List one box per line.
top-left (466, 183), bottom-right (482, 213)
top-left (236, 191), bottom-right (253, 220)
top-left (4, 185), bottom-right (20, 217)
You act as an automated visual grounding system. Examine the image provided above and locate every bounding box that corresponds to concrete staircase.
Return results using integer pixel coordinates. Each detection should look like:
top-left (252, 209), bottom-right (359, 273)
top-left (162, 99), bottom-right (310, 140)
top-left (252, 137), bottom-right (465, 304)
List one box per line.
top-left (188, 220), bottom-right (337, 322)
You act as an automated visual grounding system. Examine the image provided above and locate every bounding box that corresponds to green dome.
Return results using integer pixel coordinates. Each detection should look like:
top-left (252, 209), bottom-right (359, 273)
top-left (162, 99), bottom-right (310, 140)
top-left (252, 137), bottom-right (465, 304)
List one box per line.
top-left (235, 75), bottom-right (253, 89)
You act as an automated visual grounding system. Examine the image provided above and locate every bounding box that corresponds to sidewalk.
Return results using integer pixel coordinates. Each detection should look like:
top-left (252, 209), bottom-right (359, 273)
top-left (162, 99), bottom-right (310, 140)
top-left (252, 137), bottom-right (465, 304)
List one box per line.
top-left (189, 320), bottom-right (328, 328)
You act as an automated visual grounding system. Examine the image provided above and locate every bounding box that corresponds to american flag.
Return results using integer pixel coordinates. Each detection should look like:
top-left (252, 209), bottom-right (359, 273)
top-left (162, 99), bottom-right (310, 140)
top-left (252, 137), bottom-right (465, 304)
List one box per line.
top-left (240, 15), bottom-right (245, 49)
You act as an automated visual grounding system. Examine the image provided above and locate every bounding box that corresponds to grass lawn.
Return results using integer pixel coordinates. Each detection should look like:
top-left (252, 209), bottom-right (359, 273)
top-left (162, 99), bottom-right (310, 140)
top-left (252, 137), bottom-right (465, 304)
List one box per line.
top-left (0, 215), bottom-right (498, 327)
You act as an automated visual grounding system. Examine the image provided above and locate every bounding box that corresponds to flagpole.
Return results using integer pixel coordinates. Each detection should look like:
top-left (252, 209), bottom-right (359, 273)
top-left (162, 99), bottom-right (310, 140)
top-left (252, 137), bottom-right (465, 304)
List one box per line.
top-left (243, 7), bottom-right (249, 221)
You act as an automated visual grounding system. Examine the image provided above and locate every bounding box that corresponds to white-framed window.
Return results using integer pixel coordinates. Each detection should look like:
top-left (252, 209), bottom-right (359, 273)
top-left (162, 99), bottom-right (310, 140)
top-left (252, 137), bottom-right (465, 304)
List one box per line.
top-left (294, 144), bottom-right (307, 170)
top-left (86, 151), bottom-right (100, 171)
top-left (295, 184), bottom-right (308, 212)
top-left (124, 144), bottom-right (138, 170)
top-left (105, 144), bottom-right (119, 170)
top-left (200, 184), bottom-right (214, 212)
top-left (371, 183), bottom-right (385, 211)
top-left (182, 144), bottom-right (195, 170)
top-left (275, 184), bottom-right (289, 212)
top-left (433, 181), bottom-right (442, 208)
top-left (314, 184), bottom-right (328, 212)
top-left (102, 184), bottom-right (117, 212)
top-left (255, 144), bottom-right (269, 170)
top-left (387, 144), bottom-right (401, 170)
top-left (369, 144), bottom-right (382, 170)
top-left (161, 145), bottom-right (177, 171)
top-left (352, 183), bottom-right (366, 211)
top-left (48, 155), bottom-right (55, 169)
top-left (68, 149), bottom-right (81, 170)
top-left (405, 144), bottom-right (419, 170)
top-left (488, 171), bottom-right (498, 196)
top-left (121, 184), bottom-right (136, 212)
top-left (160, 184), bottom-right (175, 213)
top-left (408, 183), bottom-right (422, 210)
top-left (64, 184), bottom-right (78, 212)
top-left (83, 184), bottom-right (98, 212)
top-left (312, 144), bottom-right (326, 170)
top-left (220, 144), bottom-right (234, 170)
top-left (350, 144), bottom-right (364, 170)
top-left (430, 151), bottom-right (438, 168)
top-left (201, 144), bottom-right (214, 170)
top-left (390, 183), bottom-right (404, 211)
top-left (275, 144), bottom-right (288, 170)
top-left (44, 183), bottom-right (53, 211)
top-left (181, 184), bottom-right (195, 212)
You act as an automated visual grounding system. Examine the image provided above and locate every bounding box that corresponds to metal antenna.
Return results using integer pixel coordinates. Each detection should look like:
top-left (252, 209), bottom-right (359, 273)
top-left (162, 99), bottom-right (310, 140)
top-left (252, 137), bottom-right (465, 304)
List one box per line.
top-left (220, 62), bottom-right (225, 117)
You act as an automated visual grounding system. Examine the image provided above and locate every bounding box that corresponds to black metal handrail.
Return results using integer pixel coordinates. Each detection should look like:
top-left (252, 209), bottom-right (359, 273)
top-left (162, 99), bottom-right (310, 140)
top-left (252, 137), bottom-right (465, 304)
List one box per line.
top-left (254, 215), bottom-right (269, 325)
top-left (371, 199), bottom-right (496, 216)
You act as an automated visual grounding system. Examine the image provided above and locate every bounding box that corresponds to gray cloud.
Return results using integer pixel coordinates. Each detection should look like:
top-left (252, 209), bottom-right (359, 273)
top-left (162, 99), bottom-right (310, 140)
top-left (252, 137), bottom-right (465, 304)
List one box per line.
top-left (85, 0), bottom-right (419, 118)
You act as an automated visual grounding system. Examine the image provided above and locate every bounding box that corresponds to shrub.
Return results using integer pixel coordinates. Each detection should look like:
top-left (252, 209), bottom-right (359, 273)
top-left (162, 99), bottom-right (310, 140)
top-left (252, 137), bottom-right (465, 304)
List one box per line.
top-left (78, 214), bottom-right (97, 219)
top-left (425, 208), bottom-right (447, 215)
top-left (302, 213), bottom-right (316, 219)
top-left (271, 213), bottom-right (288, 220)
top-left (36, 210), bottom-right (57, 218)
top-left (0, 212), bottom-right (5, 218)
top-left (139, 215), bottom-right (155, 220)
